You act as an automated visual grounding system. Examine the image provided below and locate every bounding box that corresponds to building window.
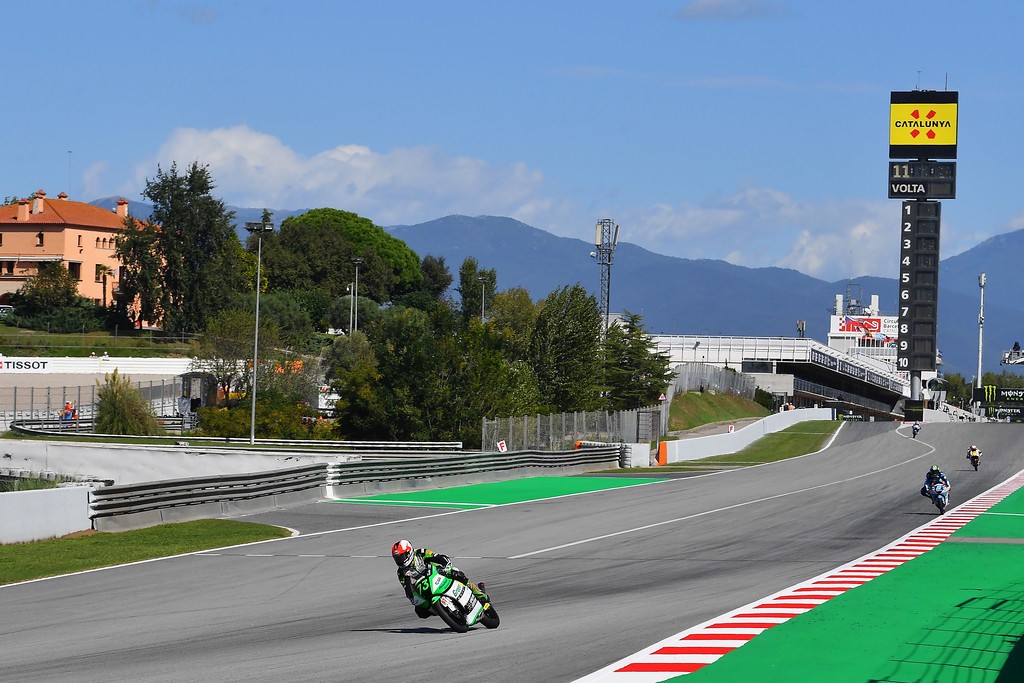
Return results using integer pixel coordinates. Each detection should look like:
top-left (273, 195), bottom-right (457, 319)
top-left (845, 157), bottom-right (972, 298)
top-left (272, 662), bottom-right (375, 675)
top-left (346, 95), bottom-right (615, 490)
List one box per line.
top-left (0, 233), bottom-right (3, 247)
top-left (2, 261), bottom-right (11, 275)
top-left (96, 237), bottom-right (101, 247)
top-left (36, 232), bottom-right (44, 246)
top-left (67, 262), bottom-right (82, 281)
top-left (95, 264), bottom-right (103, 282)
top-left (77, 235), bottom-right (83, 247)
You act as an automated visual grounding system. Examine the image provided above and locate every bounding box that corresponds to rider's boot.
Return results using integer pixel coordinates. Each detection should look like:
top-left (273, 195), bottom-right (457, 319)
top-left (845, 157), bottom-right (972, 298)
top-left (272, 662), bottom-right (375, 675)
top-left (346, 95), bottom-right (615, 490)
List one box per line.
top-left (469, 580), bottom-right (490, 605)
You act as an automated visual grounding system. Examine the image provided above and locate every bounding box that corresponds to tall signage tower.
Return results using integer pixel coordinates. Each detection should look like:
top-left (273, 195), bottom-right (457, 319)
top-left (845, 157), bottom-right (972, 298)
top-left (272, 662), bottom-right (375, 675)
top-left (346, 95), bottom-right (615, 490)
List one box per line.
top-left (889, 90), bottom-right (958, 420)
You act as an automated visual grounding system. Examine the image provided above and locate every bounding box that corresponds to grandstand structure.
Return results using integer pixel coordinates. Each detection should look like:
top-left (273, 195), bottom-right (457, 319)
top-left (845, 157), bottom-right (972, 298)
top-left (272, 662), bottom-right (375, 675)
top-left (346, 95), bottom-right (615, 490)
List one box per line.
top-left (651, 290), bottom-right (944, 421)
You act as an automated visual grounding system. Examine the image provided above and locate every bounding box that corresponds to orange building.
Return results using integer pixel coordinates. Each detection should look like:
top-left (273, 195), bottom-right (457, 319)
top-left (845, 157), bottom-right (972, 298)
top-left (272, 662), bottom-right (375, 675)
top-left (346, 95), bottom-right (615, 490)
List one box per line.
top-left (0, 190), bottom-right (136, 306)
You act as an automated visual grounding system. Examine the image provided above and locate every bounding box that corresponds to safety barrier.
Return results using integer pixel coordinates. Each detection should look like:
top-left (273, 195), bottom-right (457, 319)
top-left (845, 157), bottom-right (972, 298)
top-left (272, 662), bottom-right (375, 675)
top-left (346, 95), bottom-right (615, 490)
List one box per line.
top-left (86, 445), bottom-right (624, 532)
top-left (659, 408), bottom-right (836, 464)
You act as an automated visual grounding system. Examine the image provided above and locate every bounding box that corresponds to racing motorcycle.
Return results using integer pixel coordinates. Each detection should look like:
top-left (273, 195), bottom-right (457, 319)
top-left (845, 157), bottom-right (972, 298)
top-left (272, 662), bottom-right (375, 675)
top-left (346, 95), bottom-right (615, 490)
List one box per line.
top-left (407, 562), bottom-right (500, 633)
top-left (927, 481), bottom-right (950, 514)
top-left (967, 449), bottom-right (982, 471)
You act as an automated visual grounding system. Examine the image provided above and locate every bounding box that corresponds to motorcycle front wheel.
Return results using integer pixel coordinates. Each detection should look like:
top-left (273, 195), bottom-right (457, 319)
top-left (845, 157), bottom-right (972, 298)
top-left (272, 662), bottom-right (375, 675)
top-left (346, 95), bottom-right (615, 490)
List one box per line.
top-left (433, 597), bottom-right (469, 633)
top-left (480, 603), bottom-right (500, 629)
top-left (971, 457), bottom-right (979, 471)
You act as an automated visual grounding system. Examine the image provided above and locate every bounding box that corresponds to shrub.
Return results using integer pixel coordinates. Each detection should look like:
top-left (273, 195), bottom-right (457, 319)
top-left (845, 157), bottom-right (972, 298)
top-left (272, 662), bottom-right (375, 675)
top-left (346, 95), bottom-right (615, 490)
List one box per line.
top-left (94, 369), bottom-right (164, 435)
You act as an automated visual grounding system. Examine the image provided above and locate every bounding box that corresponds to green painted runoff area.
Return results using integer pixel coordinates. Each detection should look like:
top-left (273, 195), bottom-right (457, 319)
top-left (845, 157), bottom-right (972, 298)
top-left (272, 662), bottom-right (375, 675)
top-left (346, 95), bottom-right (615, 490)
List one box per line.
top-left (682, 488), bottom-right (1024, 683)
top-left (332, 475), bottom-right (665, 508)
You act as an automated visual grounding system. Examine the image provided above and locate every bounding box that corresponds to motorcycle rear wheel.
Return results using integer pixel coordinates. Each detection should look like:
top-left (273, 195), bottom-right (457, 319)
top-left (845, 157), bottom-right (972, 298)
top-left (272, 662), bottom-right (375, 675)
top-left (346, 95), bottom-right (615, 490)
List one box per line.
top-left (433, 598), bottom-right (469, 633)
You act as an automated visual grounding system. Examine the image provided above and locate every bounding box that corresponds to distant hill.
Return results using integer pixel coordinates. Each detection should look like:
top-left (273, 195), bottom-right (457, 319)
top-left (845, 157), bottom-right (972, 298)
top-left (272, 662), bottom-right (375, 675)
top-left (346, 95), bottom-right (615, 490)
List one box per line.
top-left (89, 199), bottom-right (1024, 377)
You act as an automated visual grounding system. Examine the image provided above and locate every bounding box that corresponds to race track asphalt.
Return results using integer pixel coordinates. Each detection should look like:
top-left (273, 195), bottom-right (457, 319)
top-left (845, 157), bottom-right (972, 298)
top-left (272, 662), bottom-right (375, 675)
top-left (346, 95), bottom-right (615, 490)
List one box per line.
top-left (2, 421), bottom-right (1021, 682)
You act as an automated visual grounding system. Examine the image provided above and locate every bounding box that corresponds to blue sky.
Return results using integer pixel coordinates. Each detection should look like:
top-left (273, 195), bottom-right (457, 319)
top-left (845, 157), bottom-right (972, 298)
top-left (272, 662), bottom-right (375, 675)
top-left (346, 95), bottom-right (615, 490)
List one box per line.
top-left (6, 0), bottom-right (1023, 281)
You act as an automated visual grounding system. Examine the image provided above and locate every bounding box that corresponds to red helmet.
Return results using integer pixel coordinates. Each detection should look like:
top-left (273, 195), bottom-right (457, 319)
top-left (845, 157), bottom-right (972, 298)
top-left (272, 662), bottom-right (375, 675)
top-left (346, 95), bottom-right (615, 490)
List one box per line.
top-left (392, 539), bottom-right (413, 567)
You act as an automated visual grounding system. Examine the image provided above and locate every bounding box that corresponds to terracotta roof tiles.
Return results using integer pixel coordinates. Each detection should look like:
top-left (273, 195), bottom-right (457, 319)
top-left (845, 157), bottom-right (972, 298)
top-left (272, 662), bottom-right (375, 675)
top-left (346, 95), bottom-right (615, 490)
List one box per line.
top-left (0, 196), bottom-right (143, 230)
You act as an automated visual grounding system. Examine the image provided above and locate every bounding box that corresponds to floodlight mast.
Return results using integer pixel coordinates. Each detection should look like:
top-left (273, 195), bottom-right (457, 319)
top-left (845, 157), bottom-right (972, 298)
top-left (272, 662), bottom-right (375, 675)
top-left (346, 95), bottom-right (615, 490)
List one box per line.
top-left (594, 218), bottom-right (618, 336)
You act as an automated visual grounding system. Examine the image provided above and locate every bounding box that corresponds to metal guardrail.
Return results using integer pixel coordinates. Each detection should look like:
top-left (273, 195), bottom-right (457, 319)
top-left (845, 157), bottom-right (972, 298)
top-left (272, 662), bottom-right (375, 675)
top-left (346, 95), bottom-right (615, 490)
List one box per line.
top-left (88, 446), bottom-right (624, 522)
top-left (327, 446), bottom-right (622, 486)
top-left (90, 464), bottom-right (329, 519)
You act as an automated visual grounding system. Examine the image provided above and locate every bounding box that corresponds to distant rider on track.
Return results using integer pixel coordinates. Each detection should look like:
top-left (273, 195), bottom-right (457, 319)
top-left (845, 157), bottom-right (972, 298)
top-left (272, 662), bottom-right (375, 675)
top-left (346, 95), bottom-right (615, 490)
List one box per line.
top-left (920, 464), bottom-right (950, 498)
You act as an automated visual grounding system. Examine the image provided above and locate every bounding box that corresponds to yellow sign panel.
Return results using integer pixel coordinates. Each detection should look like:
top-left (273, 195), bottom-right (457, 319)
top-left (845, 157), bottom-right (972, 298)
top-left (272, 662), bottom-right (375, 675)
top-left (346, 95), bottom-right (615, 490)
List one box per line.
top-left (889, 103), bottom-right (958, 146)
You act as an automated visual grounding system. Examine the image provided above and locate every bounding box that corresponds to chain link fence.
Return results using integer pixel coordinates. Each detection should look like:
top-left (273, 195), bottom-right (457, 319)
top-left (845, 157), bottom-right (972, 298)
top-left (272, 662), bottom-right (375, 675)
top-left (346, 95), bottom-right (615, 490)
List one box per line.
top-left (481, 363), bottom-right (758, 452)
top-left (0, 379), bottom-right (182, 432)
top-left (671, 362), bottom-right (757, 399)
top-left (481, 405), bottom-right (665, 452)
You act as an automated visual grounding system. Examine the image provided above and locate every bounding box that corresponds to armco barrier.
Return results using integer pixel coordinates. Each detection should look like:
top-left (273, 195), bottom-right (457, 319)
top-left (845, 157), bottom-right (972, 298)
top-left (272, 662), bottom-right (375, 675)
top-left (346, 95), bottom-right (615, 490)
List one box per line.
top-left (661, 408), bottom-right (836, 463)
top-left (87, 446), bottom-right (624, 532)
top-left (90, 464), bottom-right (330, 532)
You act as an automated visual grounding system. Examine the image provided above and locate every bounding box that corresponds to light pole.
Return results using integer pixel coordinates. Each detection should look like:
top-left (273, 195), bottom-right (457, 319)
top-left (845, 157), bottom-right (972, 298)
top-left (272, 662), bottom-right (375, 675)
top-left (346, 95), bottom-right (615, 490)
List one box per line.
top-left (245, 220), bottom-right (274, 444)
top-left (592, 219), bottom-right (619, 336)
top-left (347, 282), bottom-right (354, 333)
top-left (976, 272), bottom-right (986, 414)
top-left (477, 275), bottom-right (486, 320)
top-left (351, 257), bottom-right (363, 332)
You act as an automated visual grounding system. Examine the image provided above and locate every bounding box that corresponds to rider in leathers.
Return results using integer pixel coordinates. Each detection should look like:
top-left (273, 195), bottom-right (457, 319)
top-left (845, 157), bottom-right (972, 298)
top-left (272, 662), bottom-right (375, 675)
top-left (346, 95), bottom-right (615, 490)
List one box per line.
top-left (392, 540), bottom-right (490, 619)
top-left (920, 464), bottom-right (951, 498)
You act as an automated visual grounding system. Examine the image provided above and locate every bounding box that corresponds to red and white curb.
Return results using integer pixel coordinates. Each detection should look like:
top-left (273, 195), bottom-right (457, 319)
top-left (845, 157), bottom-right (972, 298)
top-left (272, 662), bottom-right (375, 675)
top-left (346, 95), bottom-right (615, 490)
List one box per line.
top-left (575, 469), bottom-right (1024, 682)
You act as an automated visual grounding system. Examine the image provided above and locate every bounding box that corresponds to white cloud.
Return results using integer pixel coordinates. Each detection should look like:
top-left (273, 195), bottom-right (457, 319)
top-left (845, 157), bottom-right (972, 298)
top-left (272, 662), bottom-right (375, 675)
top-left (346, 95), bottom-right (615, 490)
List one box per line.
top-left (606, 190), bottom-right (900, 280)
top-left (81, 160), bottom-right (108, 201)
top-left (131, 125), bottom-right (568, 226)
top-left (127, 125), bottom-right (919, 281)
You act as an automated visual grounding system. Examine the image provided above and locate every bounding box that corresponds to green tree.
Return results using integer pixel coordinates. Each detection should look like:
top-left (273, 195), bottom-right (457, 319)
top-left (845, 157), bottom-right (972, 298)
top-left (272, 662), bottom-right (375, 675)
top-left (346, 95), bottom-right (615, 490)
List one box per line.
top-left (114, 213), bottom-right (163, 327)
top-left (230, 291), bottom-right (314, 351)
top-left (94, 369), bottom-right (164, 435)
top-left (138, 162), bottom-right (242, 333)
top-left (456, 257), bottom-right (496, 322)
top-left (981, 370), bottom-right (1024, 389)
top-left (266, 208), bottom-right (421, 303)
top-left (392, 254), bottom-right (454, 312)
top-left (940, 372), bottom-right (970, 407)
top-left (322, 331), bottom-right (383, 438)
top-left (602, 311), bottom-right (673, 411)
top-left (192, 308), bottom-right (269, 406)
top-left (14, 261), bottom-right (80, 313)
top-left (529, 284), bottom-right (603, 412)
top-left (488, 287), bottom-right (538, 362)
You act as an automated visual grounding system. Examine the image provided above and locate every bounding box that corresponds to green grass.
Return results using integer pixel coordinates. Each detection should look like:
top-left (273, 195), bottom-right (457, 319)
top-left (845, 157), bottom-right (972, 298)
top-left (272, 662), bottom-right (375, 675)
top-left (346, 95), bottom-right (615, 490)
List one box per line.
top-left (669, 390), bottom-right (770, 432)
top-left (0, 477), bottom-right (59, 493)
top-left (0, 519), bottom-right (290, 585)
top-left (0, 325), bottom-right (196, 358)
top-left (627, 420), bottom-right (841, 474)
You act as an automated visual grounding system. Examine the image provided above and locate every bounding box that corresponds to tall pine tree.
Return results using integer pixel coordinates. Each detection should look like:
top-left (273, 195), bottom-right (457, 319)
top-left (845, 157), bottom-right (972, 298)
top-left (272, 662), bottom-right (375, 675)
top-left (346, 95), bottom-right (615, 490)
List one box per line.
top-left (140, 162), bottom-right (242, 333)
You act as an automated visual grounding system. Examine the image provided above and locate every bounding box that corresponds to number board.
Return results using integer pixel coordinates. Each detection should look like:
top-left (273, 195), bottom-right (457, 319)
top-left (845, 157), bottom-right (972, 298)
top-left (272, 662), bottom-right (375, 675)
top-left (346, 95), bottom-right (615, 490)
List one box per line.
top-left (897, 201), bottom-right (941, 372)
top-left (888, 161), bottom-right (956, 199)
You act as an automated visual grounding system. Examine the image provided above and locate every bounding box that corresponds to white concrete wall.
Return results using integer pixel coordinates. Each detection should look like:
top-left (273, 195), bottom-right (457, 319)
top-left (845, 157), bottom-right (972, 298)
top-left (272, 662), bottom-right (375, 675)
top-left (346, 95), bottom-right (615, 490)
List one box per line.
top-left (0, 487), bottom-right (92, 543)
top-left (0, 356), bottom-right (192, 375)
top-left (663, 407), bottom-right (836, 463)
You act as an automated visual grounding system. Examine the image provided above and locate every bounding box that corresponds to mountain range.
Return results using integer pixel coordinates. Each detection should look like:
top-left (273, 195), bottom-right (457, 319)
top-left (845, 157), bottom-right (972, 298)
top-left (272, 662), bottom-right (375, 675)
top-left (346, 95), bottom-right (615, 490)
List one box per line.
top-left (93, 198), bottom-right (1024, 378)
